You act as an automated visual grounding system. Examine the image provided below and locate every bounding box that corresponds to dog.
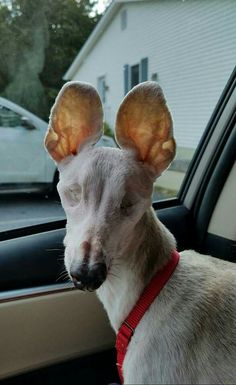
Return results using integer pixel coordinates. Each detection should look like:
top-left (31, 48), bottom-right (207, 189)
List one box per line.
top-left (44, 81), bottom-right (236, 384)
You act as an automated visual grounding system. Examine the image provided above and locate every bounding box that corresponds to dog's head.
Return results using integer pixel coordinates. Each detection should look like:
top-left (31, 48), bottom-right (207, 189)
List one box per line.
top-left (44, 81), bottom-right (175, 291)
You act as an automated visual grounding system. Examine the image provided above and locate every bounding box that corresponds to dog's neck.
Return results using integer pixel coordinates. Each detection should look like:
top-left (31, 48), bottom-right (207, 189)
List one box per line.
top-left (97, 207), bottom-right (176, 331)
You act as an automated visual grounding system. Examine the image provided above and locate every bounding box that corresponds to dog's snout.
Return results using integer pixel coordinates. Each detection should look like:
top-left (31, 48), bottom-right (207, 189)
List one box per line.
top-left (71, 262), bottom-right (107, 291)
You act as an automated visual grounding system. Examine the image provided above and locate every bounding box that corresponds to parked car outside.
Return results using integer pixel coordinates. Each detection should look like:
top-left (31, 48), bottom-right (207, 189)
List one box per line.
top-left (0, 96), bottom-right (116, 193)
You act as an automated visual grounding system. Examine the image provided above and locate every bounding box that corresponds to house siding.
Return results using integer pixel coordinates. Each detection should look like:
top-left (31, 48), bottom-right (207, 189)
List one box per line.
top-left (72, 0), bottom-right (236, 150)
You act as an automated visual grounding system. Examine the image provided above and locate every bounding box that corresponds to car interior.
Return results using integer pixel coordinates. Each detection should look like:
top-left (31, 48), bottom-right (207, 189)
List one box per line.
top-left (0, 65), bottom-right (235, 384)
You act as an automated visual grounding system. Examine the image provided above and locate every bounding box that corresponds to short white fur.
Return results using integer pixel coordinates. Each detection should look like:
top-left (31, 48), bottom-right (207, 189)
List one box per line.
top-left (45, 81), bottom-right (236, 385)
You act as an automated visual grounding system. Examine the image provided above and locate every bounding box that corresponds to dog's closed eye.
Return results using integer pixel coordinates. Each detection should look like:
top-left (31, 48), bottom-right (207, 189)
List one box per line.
top-left (120, 197), bottom-right (134, 215)
top-left (65, 185), bottom-right (82, 207)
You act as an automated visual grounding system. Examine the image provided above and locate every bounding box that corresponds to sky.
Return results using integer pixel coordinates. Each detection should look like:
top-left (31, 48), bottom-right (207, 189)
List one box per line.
top-left (0, 0), bottom-right (111, 14)
top-left (95, 0), bottom-right (112, 14)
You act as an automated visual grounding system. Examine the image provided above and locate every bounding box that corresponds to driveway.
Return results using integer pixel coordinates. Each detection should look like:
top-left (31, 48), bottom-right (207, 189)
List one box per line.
top-left (0, 194), bottom-right (65, 232)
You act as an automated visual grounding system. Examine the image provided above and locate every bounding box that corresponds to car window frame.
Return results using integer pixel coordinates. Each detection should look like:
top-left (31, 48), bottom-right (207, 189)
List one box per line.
top-left (0, 67), bottom-right (235, 298)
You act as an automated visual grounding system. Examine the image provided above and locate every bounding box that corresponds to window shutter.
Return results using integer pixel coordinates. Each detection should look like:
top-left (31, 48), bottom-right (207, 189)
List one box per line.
top-left (121, 9), bottom-right (127, 30)
top-left (140, 57), bottom-right (148, 82)
top-left (124, 64), bottom-right (130, 95)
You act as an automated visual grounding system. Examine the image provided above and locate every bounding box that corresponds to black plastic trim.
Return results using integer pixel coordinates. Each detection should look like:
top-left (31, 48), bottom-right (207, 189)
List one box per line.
top-left (152, 197), bottom-right (180, 210)
top-left (0, 229), bottom-right (66, 291)
top-left (157, 205), bottom-right (195, 252)
top-left (203, 233), bottom-right (236, 263)
top-left (0, 348), bottom-right (119, 385)
top-left (0, 219), bottom-right (66, 242)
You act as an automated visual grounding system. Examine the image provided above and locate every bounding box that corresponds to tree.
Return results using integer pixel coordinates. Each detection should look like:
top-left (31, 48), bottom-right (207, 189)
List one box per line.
top-left (41, 0), bottom-right (100, 118)
top-left (0, 0), bottom-right (100, 119)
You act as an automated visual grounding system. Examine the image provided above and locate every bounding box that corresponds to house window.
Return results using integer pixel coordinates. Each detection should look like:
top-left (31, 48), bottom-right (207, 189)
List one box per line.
top-left (124, 57), bottom-right (149, 94)
top-left (97, 76), bottom-right (106, 103)
top-left (131, 64), bottom-right (140, 88)
top-left (121, 9), bottom-right (127, 30)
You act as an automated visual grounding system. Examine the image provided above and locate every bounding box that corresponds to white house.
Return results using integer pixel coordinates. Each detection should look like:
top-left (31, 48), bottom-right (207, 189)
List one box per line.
top-left (64, 0), bottom-right (236, 194)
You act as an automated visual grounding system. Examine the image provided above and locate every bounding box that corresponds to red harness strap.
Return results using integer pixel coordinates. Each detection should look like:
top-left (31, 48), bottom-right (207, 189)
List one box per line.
top-left (115, 250), bottom-right (180, 384)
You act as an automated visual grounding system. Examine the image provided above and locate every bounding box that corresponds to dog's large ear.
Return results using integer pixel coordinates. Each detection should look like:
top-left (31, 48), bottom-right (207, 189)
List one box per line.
top-left (44, 81), bottom-right (103, 163)
top-left (115, 82), bottom-right (176, 177)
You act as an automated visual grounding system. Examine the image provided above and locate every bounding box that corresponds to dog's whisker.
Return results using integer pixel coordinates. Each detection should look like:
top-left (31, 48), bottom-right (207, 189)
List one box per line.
top-left (56, 269), bottom-right (69, 282)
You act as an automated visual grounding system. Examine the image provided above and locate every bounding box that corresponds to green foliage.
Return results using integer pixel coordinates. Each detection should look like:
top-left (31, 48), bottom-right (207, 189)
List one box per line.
top-left (0, 0), bottom-right (100, 119)
top-left (103, 121), bottom-right (114, 138)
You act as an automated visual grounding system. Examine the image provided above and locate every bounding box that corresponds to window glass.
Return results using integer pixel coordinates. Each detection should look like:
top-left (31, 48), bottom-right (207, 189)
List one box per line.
top-left (0, 105), bottom-right (21, 127)
top-left (0, 0), bottom-right (235, 232)
top-left (130, 64), bottom-right (140, 88)
top-left (140, 57), bottom-right (148, 82)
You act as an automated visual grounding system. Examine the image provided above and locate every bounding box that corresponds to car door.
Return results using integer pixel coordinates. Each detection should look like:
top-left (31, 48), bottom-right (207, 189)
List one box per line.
top-left (0, 103), bottom-right (47, 184)
top-left (0, 67), bottom-right (235, 384)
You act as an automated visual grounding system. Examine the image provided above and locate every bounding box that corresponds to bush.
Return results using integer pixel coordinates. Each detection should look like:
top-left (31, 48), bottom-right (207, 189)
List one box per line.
top-left (103, 121), bottom-right (114, 138)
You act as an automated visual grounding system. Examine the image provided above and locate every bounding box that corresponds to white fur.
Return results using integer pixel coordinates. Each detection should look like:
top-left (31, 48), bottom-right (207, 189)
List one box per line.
top-left (58, 145), bottom-right (236, 384)
top-left (45, 81), bottom-right (236, 384)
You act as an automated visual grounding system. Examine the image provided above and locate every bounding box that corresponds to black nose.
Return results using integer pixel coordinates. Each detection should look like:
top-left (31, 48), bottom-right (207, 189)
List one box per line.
top-left (71, 263), bottom-right (107, 291)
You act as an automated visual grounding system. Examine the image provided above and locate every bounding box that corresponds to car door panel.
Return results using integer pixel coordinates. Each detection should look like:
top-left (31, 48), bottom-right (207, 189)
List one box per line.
top-left (0, 289), bottom-right (115, 380)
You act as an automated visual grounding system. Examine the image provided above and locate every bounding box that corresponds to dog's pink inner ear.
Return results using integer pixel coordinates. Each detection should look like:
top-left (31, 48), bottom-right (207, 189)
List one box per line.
top-left (115, 82), bottom-right (176, 177)
top-left (44, 82), bottom-right (103, 163)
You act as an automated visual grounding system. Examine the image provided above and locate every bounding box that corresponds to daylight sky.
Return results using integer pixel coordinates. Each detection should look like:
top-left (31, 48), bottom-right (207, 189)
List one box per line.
top-left (0, 0), bottom-right (111, 14)
top-left (95, 0), bottom-right (111, 14)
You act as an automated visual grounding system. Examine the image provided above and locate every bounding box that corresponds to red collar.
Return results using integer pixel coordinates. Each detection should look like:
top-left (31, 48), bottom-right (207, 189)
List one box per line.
top-left (115, 250), bottom-right (180, 384)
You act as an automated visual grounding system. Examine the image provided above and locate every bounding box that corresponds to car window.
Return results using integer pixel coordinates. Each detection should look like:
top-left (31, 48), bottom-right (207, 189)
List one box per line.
top-left (0, 105), bottom-right (21, 127)
top-left (0, 0), bottom-right (235, 233)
